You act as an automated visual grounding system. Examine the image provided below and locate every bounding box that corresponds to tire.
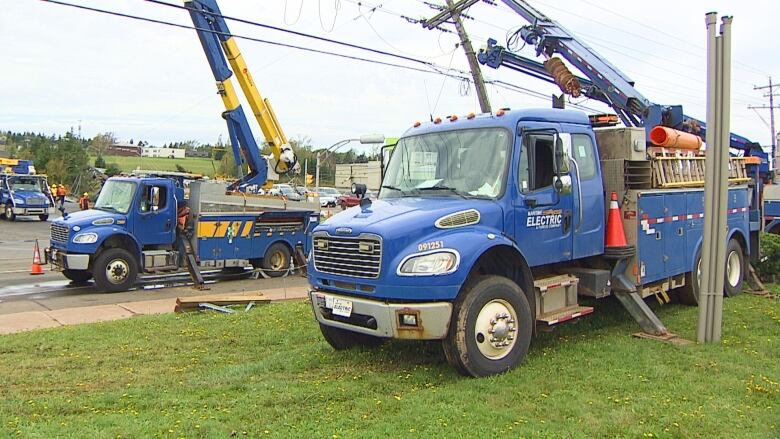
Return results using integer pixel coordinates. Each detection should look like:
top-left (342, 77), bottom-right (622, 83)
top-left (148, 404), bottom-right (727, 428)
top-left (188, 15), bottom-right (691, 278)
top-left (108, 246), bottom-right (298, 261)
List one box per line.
top-left (62, 269), bottom-right (92, 283)
top-left (319, 323), bottom-right (385, 350)
top-left (261, 242), bottom-right (291, 278)
top-left (442, 275), bottom-right (533, 377)
top-left (4, 203), bottom-right (15, 222)
top-left (678, 251), bottom-right (701, 306)
top-left (39, 214), bottom-right (49, 221)
top-left (724, 239), bottom-right (744, 297)
top-left (92, 248), bottom-right (138, 293)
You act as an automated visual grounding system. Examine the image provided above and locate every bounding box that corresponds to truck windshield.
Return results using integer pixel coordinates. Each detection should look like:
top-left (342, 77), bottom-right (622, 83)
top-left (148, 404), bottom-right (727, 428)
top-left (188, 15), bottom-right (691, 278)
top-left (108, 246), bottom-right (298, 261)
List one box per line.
top-left (380, 128), bottom-right (511, 199)
top-left (9, 177), bottom-right (44, 191)
top-left (94, 180), bottom-right (136, 214)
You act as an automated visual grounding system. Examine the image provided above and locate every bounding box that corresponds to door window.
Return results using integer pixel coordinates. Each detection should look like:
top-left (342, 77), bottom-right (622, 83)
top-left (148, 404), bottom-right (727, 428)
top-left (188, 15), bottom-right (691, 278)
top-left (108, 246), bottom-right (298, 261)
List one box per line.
top-left (571, 134), bottom-right (597, 180)
top-left (139, 185), bottom-right (167, 212)
top-left (519, 133), bottom-right (556, 192)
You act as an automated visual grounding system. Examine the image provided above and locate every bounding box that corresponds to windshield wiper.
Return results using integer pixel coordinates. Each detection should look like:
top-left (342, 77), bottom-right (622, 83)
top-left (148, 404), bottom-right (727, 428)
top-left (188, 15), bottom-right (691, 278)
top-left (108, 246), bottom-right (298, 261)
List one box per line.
top-left (381, 184), bottom-right (403, 191)
top-left (97, 205), bottom-right (119, 213)
top-left (416, 185), bottom-right (469, 199)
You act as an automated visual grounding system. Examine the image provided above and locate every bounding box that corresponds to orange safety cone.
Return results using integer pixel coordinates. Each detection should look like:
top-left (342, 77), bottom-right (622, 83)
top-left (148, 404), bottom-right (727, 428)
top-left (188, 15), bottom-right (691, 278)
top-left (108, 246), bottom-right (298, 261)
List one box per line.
top-left (605, 192), bottom-right (628, 248)
top-left (30, 239), bottom-right (44, 275)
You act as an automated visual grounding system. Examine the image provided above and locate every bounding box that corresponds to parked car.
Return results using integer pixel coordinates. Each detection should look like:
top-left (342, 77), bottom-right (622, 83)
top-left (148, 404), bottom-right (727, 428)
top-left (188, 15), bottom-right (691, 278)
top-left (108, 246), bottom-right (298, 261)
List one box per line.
top-left (338, 190), bottom-right (376, 209)
top-left (269, 184), bottom-right (302, 201)
top-left (317, 187), bottom-right (341, 207)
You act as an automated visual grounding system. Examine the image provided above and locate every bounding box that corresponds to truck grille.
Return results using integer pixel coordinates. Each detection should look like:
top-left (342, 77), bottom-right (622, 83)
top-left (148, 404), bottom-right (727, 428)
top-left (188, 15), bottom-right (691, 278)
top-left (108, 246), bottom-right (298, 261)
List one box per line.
top-left (50, 223), bottom-right (69, 243)
top-left (313, 234), bottom-right (381, 278)
top-left (27, 197), bottom-right (47, 206)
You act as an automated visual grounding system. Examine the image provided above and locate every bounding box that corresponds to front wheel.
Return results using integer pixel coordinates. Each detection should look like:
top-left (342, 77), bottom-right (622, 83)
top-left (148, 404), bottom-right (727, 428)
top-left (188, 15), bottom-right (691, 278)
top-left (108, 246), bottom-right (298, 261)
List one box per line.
top-left (92, 248), bottom-right (138, 292)
top-left (4, 204), bottom-right (15, 222)
top-left (261, 242), bottom-right (291, 278)
top-left (39, 214), bottom-right (49, 221)
top-left (724, 239), bottom-right (744, 297)
top-left (443, 275), bottom-right (533, 377)
top-left (319, 324), bottom-right (386, 350)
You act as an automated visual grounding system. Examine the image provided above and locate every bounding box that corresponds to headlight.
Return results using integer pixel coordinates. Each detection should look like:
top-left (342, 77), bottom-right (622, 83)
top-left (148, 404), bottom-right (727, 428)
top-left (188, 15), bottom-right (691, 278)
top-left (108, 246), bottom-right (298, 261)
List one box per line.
top-left (72, 232), bottom-right (98, 244)
top-left (398, 251), bottom-right (459, 276)
top-left (13, 198), bottom-right (23, 205)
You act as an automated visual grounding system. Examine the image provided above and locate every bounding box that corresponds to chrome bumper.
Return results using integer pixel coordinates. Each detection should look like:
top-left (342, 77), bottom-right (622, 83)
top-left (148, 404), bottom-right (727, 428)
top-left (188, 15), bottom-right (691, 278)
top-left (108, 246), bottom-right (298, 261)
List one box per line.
top-left (310, 291), bottom-right (453, 340)
top-left (18, 207), bottom-right (53, 215)
top-left (46, 248), bottom-right (89, 271)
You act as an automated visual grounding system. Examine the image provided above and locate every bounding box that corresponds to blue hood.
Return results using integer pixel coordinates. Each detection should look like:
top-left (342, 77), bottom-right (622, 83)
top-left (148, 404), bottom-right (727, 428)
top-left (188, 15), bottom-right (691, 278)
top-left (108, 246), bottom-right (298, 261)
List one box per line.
top-left (11, 190), bottom-right (50, 206)
top-left (53, 209), bottom-right (126, 229)
top-left (316, 197), bottom-right (504, 241)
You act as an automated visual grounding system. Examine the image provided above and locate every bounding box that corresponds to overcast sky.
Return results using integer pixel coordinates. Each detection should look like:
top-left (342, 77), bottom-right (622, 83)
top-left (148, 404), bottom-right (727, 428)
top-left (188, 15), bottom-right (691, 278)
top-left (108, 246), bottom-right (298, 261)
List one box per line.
top-left (1, 0), bottom-right (778, 152)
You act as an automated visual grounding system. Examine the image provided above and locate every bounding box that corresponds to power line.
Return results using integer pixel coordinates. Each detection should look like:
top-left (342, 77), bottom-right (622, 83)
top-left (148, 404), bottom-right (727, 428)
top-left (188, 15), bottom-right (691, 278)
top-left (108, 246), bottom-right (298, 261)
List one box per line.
top-left (40, 0), bottom-right (588, 115)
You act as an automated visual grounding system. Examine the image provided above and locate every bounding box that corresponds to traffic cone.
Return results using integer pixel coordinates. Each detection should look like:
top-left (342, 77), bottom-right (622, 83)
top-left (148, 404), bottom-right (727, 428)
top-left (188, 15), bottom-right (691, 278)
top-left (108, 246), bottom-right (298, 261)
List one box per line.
top-left (30, 239), bottom-right (44, 275)
top-left (605, 192), bottom-right (628, 248)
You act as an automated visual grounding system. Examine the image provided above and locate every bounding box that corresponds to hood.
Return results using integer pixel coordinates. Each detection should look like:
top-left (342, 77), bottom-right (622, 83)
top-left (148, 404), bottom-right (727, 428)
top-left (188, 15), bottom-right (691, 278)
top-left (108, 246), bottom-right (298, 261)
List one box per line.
top-left (316, 197), bottom-right (503, 240)
top-left (11, 190), bottom-right (49, 205)
top-left (54, 209), bottom-right (127, 229)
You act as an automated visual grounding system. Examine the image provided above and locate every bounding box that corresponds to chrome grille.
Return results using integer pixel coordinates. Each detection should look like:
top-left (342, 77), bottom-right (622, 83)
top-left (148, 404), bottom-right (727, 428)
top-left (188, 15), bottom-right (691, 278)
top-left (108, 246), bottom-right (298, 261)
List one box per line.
top-left (26, 197), bottom-right (47, 206)
top-left (313, 234), bottom-right (381, 278)
top-left (50, 223), bottom-right (69, 243)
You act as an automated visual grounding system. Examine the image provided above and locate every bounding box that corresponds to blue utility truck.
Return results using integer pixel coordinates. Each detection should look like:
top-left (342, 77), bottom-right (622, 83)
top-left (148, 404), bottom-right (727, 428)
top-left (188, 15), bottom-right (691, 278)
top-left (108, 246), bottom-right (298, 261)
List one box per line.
top-left (308, 0), bottom-right (764, 377)
top-left (0, 159), bottom-right (55, 221)
top-left (47, 0), bottom-right (319, 292)
top-left (308, 108), bottom-right (757, 377)
top-left (48, 177), bottom-right (317, 291)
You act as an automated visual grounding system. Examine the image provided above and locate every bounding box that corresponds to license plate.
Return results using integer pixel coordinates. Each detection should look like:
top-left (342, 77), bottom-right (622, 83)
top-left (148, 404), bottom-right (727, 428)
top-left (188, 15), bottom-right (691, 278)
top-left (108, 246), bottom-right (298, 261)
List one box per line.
top-left (326, 296), bottom-right (353, 318)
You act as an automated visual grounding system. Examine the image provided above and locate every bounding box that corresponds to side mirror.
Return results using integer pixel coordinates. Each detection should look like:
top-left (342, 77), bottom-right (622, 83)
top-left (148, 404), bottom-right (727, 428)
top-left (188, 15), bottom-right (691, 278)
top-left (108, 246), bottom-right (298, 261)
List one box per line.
top-left (554, 136), bottom-right (570, 174)
top-left (150, 186), bottom-right (160, 212)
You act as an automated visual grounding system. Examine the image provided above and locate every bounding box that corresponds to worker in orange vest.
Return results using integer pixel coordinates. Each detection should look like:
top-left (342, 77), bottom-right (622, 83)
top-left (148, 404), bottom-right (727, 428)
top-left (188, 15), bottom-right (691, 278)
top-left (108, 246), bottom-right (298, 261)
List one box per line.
top-left (79, 193), bottom-right (90, 210)
top-left (55, 184), bottom-right (67, 209)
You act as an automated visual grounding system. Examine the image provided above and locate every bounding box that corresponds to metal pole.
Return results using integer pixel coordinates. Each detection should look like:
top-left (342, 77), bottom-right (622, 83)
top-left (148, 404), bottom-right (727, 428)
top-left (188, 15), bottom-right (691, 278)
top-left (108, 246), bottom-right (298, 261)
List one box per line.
top-left (444, 0), bottom-right (492, 113)
top-left (698, 12), bottom-right (719, 343)
top-left (712, 15), bottom-right (733, 342)
top-left (770, 77), bottom-right (777, 179)
top-left (304, 159), bottom-right (308, 189)
top-left (315, 152), bottom-right (321, 193)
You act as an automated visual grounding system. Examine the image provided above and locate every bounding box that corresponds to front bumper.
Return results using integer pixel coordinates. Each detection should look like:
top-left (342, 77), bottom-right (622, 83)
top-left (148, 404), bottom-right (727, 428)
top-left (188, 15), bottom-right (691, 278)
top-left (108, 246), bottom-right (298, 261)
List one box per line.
top-left (45, 247), bottom-right (89, 271)
top-left (16, 207), bottom-right (54, 215)
top-left (310, 291), bottom-right (453, 340)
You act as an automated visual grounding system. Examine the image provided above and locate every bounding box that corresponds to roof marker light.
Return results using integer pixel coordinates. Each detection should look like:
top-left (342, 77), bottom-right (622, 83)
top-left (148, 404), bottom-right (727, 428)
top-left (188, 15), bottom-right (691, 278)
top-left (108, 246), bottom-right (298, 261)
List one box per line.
top-left (466, 112), bottom-right (476, 119)
top-left (450, 115), bottom-right (458, 122)
top-left (413, 121), bottom-right (421, 128)
top-left (434, 117), bottom-right (442, 124)
top-left (496, 109), bottom-right (506, 117)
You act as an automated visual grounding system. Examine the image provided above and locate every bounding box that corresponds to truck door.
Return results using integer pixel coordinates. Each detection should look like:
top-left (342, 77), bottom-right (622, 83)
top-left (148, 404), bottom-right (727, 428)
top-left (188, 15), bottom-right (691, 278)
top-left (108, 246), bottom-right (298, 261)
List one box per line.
top-left (569, 132), bottom-right (605, 258)
top-left (513, 128), bottom-right (574, 266)
top-left (133, 182), bottom-right (176, 246)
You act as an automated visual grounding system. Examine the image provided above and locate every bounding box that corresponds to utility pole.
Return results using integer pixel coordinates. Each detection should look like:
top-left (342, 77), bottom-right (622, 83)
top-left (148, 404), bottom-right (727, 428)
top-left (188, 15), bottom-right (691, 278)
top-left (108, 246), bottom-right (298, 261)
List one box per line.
top-left (422, 0), bottom-right (492, 114)
top-left (748, 77), bottom-right (779, 179)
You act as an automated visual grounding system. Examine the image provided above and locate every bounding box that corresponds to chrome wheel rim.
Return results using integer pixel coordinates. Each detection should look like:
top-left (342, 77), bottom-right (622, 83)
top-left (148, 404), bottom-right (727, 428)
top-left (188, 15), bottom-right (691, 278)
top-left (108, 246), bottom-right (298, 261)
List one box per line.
top-left (726, 250), bottom-right (741, 287)
top-left (474, 299), bottom-right (518, 360)
top-left (105, 258), bottom-right (130, 284)
top-left (269, 251), bottom-right (286, 271)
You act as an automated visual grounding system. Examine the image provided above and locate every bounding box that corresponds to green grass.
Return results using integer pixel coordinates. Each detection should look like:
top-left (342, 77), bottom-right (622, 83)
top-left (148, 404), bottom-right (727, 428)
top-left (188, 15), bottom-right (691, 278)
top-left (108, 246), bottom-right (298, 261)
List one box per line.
top-left (92, 155), bottom-right (218, 177)
top-left (1, 292), bottom-right (778, 438)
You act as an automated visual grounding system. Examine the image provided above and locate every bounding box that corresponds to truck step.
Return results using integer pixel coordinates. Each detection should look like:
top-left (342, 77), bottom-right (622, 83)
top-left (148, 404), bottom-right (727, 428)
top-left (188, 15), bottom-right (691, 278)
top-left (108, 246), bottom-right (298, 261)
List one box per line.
top-left (537, 306), bottom-right (594, 326)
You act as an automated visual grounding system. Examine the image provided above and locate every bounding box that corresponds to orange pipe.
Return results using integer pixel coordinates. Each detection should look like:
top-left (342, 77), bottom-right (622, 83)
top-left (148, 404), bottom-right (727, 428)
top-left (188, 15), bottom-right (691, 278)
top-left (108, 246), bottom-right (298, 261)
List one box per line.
top-left (649, 126), bottom-right (703, 150)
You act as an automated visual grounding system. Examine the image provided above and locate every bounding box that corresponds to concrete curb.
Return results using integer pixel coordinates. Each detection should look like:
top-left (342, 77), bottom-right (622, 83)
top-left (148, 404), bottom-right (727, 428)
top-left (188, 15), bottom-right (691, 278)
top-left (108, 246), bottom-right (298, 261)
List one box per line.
top-left (0, 286), bottom-right (310, 335)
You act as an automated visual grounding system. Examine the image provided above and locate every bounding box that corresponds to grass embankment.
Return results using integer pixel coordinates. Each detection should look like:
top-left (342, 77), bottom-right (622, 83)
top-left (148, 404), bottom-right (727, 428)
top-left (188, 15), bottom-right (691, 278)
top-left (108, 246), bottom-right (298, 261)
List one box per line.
top-left (1, 292), bottom-right (778, 438)
top-left (92, 156), bottom-right (217, 177)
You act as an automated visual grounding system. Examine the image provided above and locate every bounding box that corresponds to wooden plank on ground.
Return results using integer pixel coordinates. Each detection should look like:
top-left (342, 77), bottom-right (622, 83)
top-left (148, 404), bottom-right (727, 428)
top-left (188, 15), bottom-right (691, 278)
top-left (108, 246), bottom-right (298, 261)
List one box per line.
top-left (175, 293), bottom-right (269, 313)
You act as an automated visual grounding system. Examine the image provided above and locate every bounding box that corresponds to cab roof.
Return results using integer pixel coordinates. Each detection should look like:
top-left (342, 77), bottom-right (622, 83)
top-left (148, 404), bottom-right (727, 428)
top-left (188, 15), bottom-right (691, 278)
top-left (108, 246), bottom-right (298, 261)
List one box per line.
top-left (404, 107), bottom-right (591, 137)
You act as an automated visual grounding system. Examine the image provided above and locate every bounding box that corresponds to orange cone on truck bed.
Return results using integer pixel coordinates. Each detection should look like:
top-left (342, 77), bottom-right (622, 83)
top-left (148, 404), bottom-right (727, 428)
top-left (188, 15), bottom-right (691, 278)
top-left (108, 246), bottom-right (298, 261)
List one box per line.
top-left (606, 192), bottom-right (628, 248)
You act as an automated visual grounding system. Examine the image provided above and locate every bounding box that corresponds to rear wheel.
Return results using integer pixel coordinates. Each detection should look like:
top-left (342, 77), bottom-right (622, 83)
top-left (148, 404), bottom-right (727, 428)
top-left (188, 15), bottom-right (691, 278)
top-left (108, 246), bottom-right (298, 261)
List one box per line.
top-left (62, 269), bottom-right (92, 283)
top-left (319, 323), bottom-right (385, 350)
top-left (261, 242), bottom-right (291, 278)
top-left (4, 204), bottom-right (15, 222)
top-left (92, 248), bottom-right (138, 292)
top-left (678, 252), bottom-right (701, 306)
top-left (724, 239), bottom-right (744, 297)
top-left (443, 275), bottom-right (533, 377)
